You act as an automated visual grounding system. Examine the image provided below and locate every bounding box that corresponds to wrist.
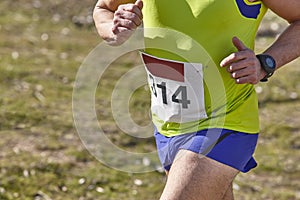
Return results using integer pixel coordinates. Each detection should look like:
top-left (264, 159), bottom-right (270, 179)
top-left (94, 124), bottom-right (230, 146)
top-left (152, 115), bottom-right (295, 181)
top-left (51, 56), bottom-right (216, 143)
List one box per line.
top-left (256, 54), bottom-right (276, 82)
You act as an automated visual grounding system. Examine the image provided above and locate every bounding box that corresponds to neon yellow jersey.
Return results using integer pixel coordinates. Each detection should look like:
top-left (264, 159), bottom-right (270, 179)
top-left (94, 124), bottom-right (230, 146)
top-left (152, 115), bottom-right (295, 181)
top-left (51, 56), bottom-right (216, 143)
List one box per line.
top-left (142, 0), bottom-right (267, 136)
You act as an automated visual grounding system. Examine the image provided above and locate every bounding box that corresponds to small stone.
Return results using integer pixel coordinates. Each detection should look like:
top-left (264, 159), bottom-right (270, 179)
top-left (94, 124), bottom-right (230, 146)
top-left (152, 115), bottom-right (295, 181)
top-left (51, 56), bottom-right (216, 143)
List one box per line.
top-left (232, 183), bottom-right (240, 191)
top-left (96, 187), bottom-right (104, 193)
top-left (23, 170), bottom-right (29, 177)
top-left (0, 187), bottom-right (6, 193)
top-left (255, 86), bottom-right (263, 94)
top-left (289, 92), bottom-right (298, 99)
top-left (11, 51), bottom-right (19, 60)
top-left (78, 178), bottom-right (86, 185)
top-left (134, 179), bottom-right (143, 186)
top-left (61, 186), bottom-right (67, 192)
top-left (41, 33), bottom-right (49, 41)
top-left (142, 157), bottom-right (151, 166)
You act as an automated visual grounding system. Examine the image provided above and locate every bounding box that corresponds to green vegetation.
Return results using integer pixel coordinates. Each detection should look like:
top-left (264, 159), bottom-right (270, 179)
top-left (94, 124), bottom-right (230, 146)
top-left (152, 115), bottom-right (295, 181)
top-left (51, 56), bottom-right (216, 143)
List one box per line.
top-left (0, 1), bottom-right (299, 199)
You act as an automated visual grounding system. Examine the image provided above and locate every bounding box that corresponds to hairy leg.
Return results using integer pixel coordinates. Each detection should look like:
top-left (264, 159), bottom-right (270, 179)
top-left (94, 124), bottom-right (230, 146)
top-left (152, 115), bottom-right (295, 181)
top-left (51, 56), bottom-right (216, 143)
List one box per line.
top-left (159, 150), bottom-right (239, 200)
top-left (222, 182), bottom-right (234, 200)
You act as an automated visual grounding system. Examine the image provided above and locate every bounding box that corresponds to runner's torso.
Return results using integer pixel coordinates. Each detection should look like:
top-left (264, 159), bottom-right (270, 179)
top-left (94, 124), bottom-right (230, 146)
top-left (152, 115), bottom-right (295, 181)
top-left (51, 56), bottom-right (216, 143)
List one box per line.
top-left (142, 0), bottom-right (267, 136)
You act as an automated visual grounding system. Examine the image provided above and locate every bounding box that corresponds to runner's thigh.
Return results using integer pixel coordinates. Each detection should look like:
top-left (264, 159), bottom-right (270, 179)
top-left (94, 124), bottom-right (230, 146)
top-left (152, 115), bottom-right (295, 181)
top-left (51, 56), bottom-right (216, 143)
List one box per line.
top-left (160, 150), bottom-right (239, 200)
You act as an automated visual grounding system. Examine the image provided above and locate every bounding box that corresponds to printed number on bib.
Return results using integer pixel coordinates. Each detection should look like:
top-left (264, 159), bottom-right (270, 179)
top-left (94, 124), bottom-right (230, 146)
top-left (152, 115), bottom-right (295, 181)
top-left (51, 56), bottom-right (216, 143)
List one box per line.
top-left (149, 74), bottom-right (191, 109)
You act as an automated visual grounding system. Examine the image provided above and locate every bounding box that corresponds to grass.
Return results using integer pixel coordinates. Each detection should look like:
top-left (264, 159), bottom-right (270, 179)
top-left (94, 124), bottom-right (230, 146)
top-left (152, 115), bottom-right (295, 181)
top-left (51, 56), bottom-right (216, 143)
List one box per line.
top-left (0, 1), bottom-right (299, 199)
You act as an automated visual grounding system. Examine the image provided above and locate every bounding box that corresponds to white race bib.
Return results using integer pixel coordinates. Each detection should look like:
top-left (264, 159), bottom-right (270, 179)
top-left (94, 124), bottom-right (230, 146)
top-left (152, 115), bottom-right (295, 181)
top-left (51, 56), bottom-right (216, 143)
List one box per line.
top-left (141, 52), bottom-right (207, 123)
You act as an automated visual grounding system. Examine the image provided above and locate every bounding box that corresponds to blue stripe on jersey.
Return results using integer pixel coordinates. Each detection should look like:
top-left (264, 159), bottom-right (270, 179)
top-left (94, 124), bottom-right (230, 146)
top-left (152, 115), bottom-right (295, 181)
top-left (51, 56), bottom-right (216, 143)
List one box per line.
top-left (235, 0), bottom-right (262, 19)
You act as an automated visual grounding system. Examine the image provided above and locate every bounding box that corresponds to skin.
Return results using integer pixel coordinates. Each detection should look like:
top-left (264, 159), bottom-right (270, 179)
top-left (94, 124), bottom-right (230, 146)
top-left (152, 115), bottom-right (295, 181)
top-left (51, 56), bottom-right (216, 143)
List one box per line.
top-left (159, 150), bottom-right (238, 200)
top-left (220, 0), bottom-right (300, 84)
top-left (93, 0), bottom-right (300, 199)
top-left (93, 0), bottom-right (142, 45)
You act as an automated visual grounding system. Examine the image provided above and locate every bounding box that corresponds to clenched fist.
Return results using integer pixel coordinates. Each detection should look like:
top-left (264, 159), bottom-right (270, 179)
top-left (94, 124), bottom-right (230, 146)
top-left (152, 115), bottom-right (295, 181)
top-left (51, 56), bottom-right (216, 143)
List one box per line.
top-left (111, 0), bottom-right (143, 45)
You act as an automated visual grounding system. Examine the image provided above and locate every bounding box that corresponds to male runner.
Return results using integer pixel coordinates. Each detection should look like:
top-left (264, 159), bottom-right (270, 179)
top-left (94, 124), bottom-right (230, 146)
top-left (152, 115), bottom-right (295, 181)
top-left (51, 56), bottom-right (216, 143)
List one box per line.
top-left (93, 0), bottom-right (300, 199)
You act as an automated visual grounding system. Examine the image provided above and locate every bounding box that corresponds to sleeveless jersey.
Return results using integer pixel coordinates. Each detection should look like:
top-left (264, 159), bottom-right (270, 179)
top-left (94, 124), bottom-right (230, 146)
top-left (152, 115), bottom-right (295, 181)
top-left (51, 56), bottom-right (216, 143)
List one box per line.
top-left (142, 0), bottom-right (267, 137)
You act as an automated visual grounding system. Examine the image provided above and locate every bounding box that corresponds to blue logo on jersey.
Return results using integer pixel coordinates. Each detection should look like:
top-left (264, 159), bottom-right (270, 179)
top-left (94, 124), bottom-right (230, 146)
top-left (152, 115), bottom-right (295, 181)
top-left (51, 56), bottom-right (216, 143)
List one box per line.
top-left (235, 0), bottom-right (261, 19)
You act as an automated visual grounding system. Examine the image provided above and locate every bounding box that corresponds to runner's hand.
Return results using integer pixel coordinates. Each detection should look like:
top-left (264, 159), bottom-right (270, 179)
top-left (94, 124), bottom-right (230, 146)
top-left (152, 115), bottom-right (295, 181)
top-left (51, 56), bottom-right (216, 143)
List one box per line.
top-left (220, 37), bottom-right (266, 84)
top-left (111, 0), bottom-right (143, 45)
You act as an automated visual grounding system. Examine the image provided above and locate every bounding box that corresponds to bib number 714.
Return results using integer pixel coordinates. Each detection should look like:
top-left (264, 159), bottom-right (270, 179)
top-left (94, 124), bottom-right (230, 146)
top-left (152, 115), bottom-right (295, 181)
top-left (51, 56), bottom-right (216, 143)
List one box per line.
top-left (149, 74), bottom-right (191, 109)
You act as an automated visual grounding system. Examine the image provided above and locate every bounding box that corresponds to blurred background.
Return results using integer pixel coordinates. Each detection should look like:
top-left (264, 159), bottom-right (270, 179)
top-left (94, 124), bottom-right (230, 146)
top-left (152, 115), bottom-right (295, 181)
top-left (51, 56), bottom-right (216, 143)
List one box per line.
top-left (0, 0), bottom-right (299, 199)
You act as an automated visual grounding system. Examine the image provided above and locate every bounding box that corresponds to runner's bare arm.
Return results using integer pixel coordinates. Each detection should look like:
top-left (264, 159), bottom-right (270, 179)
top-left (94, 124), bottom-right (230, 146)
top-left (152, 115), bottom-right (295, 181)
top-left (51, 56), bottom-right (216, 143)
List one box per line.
top-left (261, 0), bottom-right (300, 68)
top-left (93, 0), bottom-right (143, 45)
top-left (220, 0), bottom-right (300, 84)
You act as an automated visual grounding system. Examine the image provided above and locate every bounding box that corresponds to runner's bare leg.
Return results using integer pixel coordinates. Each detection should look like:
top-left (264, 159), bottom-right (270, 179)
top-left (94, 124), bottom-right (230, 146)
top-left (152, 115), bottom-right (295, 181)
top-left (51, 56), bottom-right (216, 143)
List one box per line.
top-left (222, 182), bottom-right (234, 200)
top-left (159, 150), bottom-right (239, 200)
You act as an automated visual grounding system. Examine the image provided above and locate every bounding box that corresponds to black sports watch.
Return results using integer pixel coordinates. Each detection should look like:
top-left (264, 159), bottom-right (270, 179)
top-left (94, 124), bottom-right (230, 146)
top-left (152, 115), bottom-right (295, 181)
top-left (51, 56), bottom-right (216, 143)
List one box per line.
top-left (256, 54), bottom-right (276, 82)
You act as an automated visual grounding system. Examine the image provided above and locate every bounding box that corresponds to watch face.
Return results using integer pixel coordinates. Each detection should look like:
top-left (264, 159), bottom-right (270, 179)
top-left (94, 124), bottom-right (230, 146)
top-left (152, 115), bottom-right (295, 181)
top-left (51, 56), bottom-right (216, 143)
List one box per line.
top-left (266, 57), bottom-right (275, 69)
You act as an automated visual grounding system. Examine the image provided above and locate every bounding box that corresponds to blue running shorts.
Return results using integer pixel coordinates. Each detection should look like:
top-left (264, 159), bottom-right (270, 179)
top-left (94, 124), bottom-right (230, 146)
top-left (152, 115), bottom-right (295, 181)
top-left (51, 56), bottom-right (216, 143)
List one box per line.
top-left (154, 128), bottom-right (259, 173)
